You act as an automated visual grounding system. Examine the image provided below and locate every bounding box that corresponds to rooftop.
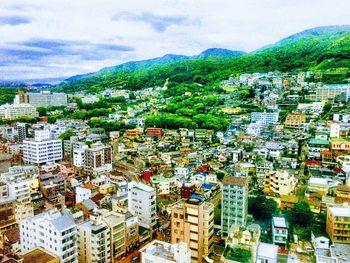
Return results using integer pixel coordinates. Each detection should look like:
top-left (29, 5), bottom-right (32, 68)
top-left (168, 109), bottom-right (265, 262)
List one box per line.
top-left (329, 206), bottom-right (350, 217)
top-left (222, 176), bottom-right (247, 186)
top-left (273, 217), bottom-right (287, 228)
top-left (22, 247), bottom-right (58, 263)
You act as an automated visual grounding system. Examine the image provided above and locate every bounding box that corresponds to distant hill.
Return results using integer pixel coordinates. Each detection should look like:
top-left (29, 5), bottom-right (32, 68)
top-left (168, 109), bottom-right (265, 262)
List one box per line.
top-left (56, 25), bottom-right (350, 93)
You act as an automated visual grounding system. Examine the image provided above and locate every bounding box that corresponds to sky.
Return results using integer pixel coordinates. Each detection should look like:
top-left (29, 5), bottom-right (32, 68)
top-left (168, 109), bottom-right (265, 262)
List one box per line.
top-left (0, 0), bottom-right (349, 82)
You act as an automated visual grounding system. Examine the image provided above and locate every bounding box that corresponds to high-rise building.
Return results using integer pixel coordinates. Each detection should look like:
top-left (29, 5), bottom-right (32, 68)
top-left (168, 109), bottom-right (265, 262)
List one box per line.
top-left (128, 182), bottom-right (157, 230)
top-left (20, 210), bottom-right (78, 263)
top-left (221, 176), bottom-right (248, 236)
top-left (84, 145), bottom-right (112, 175)
top-left (140, 240), bottom-right (191, 263)
top-left (23, 130), bottom-right (62, 165)
top-left (77, 215), bottom-right (111, 263)
top-left (102, 211), bottom-right (126, 261)
top-left (16, 122), bottom-right (29, 143)
top-left (171, 199), bottom-right (214, 263)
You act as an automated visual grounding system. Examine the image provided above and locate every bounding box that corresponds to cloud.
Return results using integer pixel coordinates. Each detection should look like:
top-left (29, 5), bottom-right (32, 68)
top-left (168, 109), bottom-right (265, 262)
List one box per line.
top-left (0, 0), bottom-right (350, 81)
top-left (113, 12), bottom-right (189, 32)
top-left (0, 15), bottom-right (31, 26)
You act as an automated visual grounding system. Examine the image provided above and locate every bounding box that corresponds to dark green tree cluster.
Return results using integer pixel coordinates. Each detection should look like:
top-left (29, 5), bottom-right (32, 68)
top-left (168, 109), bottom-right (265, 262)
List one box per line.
top-left (248, 194), bottom-right (279, 221)
top-left (87, 118), bottom-right (126, 132)
top-left (145, 113), bottom-right (229, 131)
top-left (286, 201), bottom-right (314, 227)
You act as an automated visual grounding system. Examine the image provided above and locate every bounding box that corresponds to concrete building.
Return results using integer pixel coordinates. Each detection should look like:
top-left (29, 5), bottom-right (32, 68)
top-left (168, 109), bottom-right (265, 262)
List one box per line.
top-left (16, 91), bottom-right (68, 107)
top-left (140, 240), bottom-right (191, 263)
top-left (23, 131), bottom-right (62, 165)
top-left (8, 180), bottom-right (34, 222)
top-left (284, 112), bottom-right (306, 128)
top-left (20, 210), bottom-right (78, 263)
top-left (84, 145), bottom-right (112, 175)
top-left (0, 104), bottom-right (38, 119)
top-left (307, 138), bottom-right (329, 159)
top-left (264, 170), bottom-right (296, 196)
top-left (77, 215), bottom-right (111, 263)
top-left (326, 205), bottom-right (350, 243)
top-left (312, 84), bottom-right (350, 101)
top-left (128, 182), bottom-right (157, 230)
top-left (102, 211), bottom-right (126, 260)
top-left (171, 199), bottom-right (214, 263)
top-left (272, 217), bottom-right (288, 245)
top-left (251, 112), bottom-right (279, 126)
top-left (221, 176), bottom-right (248, 236)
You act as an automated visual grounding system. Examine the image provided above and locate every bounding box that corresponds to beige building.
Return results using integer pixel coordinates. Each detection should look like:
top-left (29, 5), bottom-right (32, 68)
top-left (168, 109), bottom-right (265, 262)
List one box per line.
top-left (284, 112), bottom-right (306, 128)
top-left (77, 214), bottom-right (111, 263)
top-left (326, 205), bottom-right (350, 243)
top-left (171, 199), bottom-right (214, 263)
top-left (264, 170), bottom-right (296, 197)
top-left (102, 210), bottom-right (126, 261)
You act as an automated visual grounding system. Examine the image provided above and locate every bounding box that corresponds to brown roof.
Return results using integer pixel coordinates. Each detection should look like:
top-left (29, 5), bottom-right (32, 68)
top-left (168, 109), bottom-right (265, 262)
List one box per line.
top-left (22, 248), bottom-right (57, 263)
top-left (4, 228), bottom-right (19, 243)
top-left (336, 185), bottom-right (350, 192)
top-left (222, 176), bottom-right (247, 186)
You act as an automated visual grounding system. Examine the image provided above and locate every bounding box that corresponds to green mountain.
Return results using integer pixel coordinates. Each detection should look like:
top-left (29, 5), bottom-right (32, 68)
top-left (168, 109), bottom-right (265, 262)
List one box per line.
top-left (57, 25), bottom-right (350, 93)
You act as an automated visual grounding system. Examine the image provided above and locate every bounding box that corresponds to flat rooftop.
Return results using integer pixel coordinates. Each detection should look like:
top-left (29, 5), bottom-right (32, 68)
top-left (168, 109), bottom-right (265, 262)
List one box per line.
top-left (22, 248), bottom-right (58, 263)
top-left (273, 217), bottom-right (287, 228)
top-left (329, 206), bottom-right (350, 217)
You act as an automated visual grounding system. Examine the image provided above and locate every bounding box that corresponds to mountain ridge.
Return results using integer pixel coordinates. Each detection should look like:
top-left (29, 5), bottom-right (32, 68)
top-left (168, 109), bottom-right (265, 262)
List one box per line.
top-left (56, 25), bottom-right (350, 93)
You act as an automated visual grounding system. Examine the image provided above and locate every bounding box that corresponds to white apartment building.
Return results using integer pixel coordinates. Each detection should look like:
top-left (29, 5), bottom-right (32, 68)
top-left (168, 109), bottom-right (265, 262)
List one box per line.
top-left (77, 216), bottom-right (111, 263)
top-left (128, 182), bottom-right (157, 229)
top-left (73, 143), bottom-right (88, 168)
top-left (75, 186), bottom-right (92, 204)
top-left (20, 210), bottom-right (78, 263)
top-left (140, 240), bottom-right (191, 263)
top-left (0, 104), bottom-right (38, 119)
top-left (23, 130), bottom-right (62, 165)
top-left (251, 112), bottom-right (279, 126)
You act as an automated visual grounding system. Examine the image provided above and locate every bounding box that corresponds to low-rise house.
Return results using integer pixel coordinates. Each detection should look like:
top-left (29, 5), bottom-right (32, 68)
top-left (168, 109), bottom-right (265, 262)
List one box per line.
top-left (272, 217), bottom-right (288, 246)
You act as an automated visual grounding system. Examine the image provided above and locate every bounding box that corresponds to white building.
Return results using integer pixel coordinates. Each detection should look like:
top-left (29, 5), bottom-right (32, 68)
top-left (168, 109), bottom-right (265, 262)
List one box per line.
top-left (251, 112), bottom-right (279, 126)
top-left (0, 104), bottom-right (38, 119)
top-left (20, 210), bottom-right (78, 263)
top-left (16, 91), bottom-right (68, 107)
top-left (272, 217), bottom-right (288, 245)
top-left (140, 240), bottom-right (191, 263)
top-left (75, 186), bottom-right (92, 204)
top-left (23, 130), bottom-right (62, 165)
top-left (334, 113), bottom-right (350, 123)
top-left (128, 182), bottom-right (157, 229)
top-left (73, 143), bottom-right (89, 168)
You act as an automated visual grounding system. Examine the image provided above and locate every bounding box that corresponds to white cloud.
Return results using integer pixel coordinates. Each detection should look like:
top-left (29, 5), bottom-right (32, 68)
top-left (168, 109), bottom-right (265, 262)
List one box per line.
top-left (0, 0), bottom-right (349, 80)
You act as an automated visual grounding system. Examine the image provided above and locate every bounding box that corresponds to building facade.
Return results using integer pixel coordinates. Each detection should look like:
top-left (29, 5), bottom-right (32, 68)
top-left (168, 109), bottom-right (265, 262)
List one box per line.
top-left (20, 210), bottom-right (78, 263)
top-left (171, 199), bottom-right (214, 263)
top-left (221, 176), bottom-right (248, 236)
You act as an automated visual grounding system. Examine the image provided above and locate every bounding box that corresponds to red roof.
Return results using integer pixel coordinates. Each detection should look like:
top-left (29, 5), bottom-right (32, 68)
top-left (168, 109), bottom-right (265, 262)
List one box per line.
top-left (333, 167), bottom-right (344, 174)
top-left (305, 160), bottom-right (322, 166)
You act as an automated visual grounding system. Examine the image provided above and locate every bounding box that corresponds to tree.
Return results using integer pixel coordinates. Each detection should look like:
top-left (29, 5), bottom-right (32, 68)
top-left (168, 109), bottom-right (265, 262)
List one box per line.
top-left (59, 130), bottom-right (76, 141)
top-left (248, 194), bottom-right (279, 221)
top-left (287, 201), bottom-right (314, 227)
